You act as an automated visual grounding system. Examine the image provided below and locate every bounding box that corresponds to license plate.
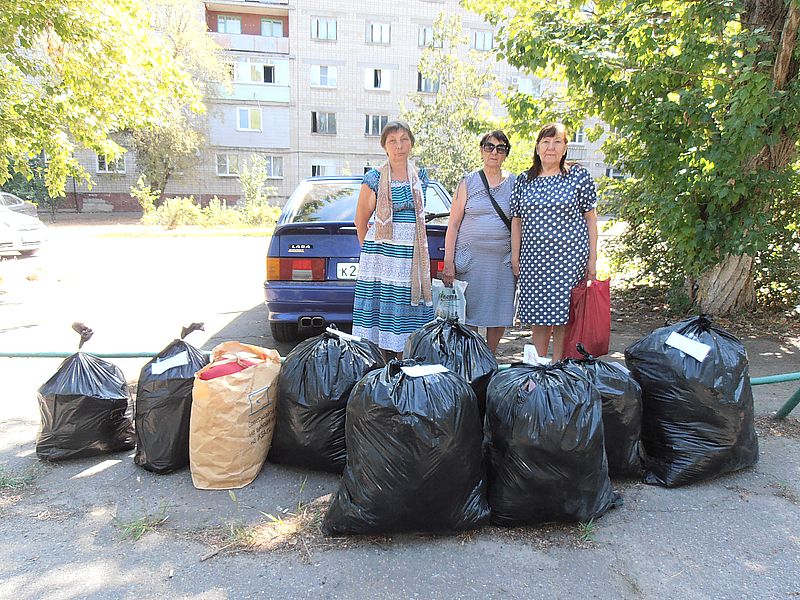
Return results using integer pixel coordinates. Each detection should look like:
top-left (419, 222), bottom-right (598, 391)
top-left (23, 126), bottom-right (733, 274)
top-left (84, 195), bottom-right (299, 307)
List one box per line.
top-left (337, 262), bottom-right (359, 279)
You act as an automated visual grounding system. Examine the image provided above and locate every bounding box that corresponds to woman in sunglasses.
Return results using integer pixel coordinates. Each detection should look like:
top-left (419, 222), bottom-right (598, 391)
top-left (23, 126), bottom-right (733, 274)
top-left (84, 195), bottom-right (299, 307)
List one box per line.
top-left (510, 122), bottom-right (598, 361)
top-left (442, 130), bottom-right (517, 353)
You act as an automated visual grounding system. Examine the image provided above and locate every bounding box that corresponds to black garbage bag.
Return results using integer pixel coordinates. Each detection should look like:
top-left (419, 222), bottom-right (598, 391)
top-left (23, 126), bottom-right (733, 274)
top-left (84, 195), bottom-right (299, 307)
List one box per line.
top-left (485, 362), bottom-right (616, 526)
top-left (134, 325), bottom-right (209, 474)
top-left (403, 317), bottom-right (498, 418)
top-left (36, 352), bottom-right (135, 461)
top-left (322, 359), bottom-right (489, 535)
top-left (624, 315), bottom-right (759, 487)
top-left (564, 345), bottom-right (644, 479)
top-left (268, 327), bottom-right (385, 473)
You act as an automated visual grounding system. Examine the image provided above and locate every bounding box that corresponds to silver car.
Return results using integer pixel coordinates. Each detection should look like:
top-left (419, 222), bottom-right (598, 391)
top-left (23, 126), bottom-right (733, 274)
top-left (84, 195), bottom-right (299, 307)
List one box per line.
top-left (0, 206), bottom-right (47, 256)
top-left (0, 192), bottom-right (39, 218)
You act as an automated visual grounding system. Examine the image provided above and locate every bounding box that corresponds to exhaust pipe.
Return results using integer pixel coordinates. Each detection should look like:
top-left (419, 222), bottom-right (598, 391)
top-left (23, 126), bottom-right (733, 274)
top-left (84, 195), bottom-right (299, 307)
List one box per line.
top-left (299, 317), bottom-right (313, 327)
top-left (311, 316), bottom-right (325, 328)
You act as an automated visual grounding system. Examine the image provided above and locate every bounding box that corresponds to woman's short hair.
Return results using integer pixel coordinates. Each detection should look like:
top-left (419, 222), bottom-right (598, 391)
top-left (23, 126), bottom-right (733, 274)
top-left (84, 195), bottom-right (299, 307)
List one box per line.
top-left (380, 120), bottom-right (415, 148)
top-left (479, 130), bottom-right (511, 155)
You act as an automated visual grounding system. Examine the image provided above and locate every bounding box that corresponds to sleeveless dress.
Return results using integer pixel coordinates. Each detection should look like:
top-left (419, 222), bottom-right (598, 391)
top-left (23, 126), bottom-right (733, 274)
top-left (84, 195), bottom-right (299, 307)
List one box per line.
top-left (510, 165), bottom-right (598, 325)
top-left (352, 168), bottom-right (434, 352)
top-left (454, 171), bottom-right (517, 327)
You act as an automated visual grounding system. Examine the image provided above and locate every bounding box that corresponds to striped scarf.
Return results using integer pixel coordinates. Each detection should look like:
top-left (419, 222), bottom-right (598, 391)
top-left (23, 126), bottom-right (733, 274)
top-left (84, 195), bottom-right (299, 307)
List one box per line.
top-left (374, 160), bottom-right (432, 306)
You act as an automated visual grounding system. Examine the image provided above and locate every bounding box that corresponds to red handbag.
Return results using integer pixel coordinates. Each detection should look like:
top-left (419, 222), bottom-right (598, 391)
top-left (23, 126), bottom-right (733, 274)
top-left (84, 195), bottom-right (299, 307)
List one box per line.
top-left (562, 278), bottom-right (611, 359)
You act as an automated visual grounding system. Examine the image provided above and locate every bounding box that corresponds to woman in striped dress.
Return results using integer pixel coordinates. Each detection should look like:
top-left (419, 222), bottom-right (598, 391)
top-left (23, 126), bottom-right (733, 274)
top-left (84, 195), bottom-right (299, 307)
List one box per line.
top-left (352, 121), bottom-right (434, 358)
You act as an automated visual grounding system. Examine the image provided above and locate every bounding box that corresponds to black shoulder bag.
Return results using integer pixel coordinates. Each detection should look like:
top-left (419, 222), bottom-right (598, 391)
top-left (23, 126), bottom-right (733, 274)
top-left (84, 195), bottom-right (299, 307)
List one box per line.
top-left (478, 170), bottom-right (511, 231)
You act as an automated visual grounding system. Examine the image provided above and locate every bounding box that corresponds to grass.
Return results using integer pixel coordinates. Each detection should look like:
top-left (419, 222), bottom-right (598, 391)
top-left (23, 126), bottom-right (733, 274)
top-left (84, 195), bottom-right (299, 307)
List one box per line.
top-left (114, 501), bottom-right (170, 541)
top-left (577, 519), bottom-right (596, 543)
top-left (0, 464), bottom-right (42, 490)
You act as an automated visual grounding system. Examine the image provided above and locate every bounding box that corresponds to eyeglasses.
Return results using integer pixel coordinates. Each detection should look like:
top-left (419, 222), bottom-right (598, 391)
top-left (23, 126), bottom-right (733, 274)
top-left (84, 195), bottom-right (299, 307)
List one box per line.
top-left (481, 142), bottom-right (509, 155)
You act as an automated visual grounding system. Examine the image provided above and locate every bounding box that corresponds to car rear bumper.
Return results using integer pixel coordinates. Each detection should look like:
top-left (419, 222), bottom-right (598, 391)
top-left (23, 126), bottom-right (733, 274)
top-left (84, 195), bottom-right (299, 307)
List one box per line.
top-left (264, 280), bottom-right (355, 325)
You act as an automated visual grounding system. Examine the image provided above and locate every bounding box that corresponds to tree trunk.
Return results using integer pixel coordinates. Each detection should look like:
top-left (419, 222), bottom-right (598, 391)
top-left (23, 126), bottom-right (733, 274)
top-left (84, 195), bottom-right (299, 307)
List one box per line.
top-left (694, 254), bottom-right (756, 315)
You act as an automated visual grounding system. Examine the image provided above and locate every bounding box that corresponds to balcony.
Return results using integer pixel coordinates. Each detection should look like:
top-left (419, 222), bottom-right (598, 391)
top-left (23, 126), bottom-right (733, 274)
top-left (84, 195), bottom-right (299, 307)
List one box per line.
top-left (567, 145), bottom-right (587, 160)
top-left (206, 1), bottom-right (289, 13)
top-left (210, 82), bottom-right (290, 103)
top-left (210, 32), bottom-right (289, 54)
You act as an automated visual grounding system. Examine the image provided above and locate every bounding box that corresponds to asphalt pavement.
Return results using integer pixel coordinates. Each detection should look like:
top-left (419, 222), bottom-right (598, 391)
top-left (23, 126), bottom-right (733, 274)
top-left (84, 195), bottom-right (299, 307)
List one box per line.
top-left (0, 220), bottom-right (798, 600)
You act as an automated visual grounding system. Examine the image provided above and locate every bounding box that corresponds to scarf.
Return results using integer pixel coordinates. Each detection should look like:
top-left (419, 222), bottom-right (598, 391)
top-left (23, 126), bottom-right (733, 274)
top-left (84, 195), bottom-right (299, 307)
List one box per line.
top-left (374, 160), bottom-right (432, 306)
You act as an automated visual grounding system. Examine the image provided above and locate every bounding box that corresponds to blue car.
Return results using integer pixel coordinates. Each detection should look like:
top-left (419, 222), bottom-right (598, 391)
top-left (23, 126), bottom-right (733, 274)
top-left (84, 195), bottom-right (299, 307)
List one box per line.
top-left (264, 176), bottom-right (451, 343)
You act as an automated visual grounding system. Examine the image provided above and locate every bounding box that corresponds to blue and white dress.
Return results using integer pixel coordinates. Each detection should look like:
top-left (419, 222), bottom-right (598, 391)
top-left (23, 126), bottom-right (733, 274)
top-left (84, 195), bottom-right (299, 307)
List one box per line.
top-left (510, 165), bottom-right (598, 326)
top-left (352, 168), bottom-right (434, 352)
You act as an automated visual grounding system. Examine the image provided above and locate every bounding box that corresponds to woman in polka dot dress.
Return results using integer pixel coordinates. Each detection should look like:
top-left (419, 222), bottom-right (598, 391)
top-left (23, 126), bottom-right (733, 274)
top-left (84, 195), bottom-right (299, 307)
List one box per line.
top-left (510, 122), bottom-right (598, 361)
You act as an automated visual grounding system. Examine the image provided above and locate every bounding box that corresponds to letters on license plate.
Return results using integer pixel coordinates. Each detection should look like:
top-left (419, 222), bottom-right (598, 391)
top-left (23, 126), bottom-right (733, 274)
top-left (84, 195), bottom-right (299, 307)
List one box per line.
top-left (337, 262), bottom-right (359, 279)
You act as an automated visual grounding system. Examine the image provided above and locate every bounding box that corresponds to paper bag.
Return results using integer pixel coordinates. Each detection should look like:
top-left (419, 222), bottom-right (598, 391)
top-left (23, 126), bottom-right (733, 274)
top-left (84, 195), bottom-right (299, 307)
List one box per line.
top-left (190, 342), bottom-right (281, 490)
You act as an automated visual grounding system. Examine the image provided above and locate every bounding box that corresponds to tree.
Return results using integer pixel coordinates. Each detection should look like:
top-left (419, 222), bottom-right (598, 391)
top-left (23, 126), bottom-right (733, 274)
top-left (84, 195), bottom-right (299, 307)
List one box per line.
top-left (0, 0), bottom-right (202, 198)
top-left (469, 0), bottom-right (800, 314)
top-left (129, 0), bottom-right (230, 199)
top-left (400, 14), bottom-right (498, 192)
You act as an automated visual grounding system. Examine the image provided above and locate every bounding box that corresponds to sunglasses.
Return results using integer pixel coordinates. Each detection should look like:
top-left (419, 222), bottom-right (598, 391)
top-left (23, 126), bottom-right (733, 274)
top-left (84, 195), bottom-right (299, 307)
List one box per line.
top-left (481, 142), bottom-right (509, 155)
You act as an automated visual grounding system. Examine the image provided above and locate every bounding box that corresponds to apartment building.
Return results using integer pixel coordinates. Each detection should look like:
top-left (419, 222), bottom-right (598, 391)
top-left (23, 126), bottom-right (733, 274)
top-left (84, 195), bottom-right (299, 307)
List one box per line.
top-left (66, 0), bottom-right (611, 212)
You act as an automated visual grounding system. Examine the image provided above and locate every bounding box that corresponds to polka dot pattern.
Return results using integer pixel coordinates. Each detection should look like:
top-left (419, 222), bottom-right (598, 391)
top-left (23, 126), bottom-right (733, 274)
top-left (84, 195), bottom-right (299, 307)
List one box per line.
top-left (510, 165), bottom-right (598, 326)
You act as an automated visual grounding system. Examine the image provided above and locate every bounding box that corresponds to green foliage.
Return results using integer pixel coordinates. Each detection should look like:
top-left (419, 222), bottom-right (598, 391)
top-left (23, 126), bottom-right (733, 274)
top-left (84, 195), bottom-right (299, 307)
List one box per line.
top-left (239, 154), bottom-right (282, 226)
top-left (141, 194), bottom-right (281, 230)
top-left (0, 464), bottom-right (41, 489)
top-left (468, 0), bottom-right (800, 305)
top-left (131, 175), bottom-right (160, 215)
top-left (114, 501), bottom-right (170, 541)
top-left (0, 157), bottom-right (52, 211)
top-left (203, 197), bottom-right (244, 227)
top-left (400, 14), bottom-right (498, 192)
top-left (0, 0), bottom-right (203, 197)
top-left (142, 195), bottom-right (203, 229)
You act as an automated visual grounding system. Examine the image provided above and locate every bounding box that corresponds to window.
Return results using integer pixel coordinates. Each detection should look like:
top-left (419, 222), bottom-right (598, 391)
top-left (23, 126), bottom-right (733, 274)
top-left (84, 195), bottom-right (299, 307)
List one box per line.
top-left (261, 19), bottom-right (283, 37)
top-left (310, 65), bottom-right (337, 88)
top-left (237, 107), bottom-right (262, 131)
top-left (311, 112), bottom-right (337, 134)
top-left (366, 22), bottom-right (390, 44)
top-left (418, 25), bottom-right (441, 48)
top-left (364, 165), bottom-right (374, 174)
top-left (216, 154), bottom-right (239, 176)
top-left (234, 58), bottom-right (281, 85)
top-left (365, 68), bottom-right (390, 91)
top-left (311, 164), bottom-right (330, 177)
top-left (517, 77), bottom-right (542, 97)
top-left (365, 115), bottom-right (388, 136)
top-left (572, 127), bottom-right (586, 144)
top-left (217, 15), bottom-right (241, 35)
top-left (265, 156), bottom-right (283, 179)
top-left (96, 154), bottom-right (125, 174)
top-left (605, 166), bottom-right (626, 179)
top-left (417, 71), bottom-right (439, 93)
top-left (472, 31), bottom-right (493, 51)
top-left (311, 17), bottom-right (337, 40)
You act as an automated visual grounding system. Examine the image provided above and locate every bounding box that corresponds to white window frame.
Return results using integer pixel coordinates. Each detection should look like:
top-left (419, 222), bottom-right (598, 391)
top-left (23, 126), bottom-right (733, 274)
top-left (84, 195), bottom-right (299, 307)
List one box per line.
top-left (310, 65), bottom-right (338, 88)
top-left (311, 164), bottom-right (331, 177)
top-left (265, 155), bottom-right (283, 179)
top-left (261, 18), bottom-right (283, 38)
top-left (472, 30), bottom-right (493, 51)
top-left (418, 25), bottom-right (442, 48)
top-left (236, 107), bottom-right (262, 132)
top-left (366, 22), bottom-right (391, 44)
top-left (217, 15), bottom-right (241, 35)
top-left (96, 154), bottom-right (125, 174)
top-left (216, 154), bottom-right (239, 177)
top-left (311, 111), bottom-right (337, 135)
top-left (234, 58), bottom-right (280, 85)
top-left (572, 127), bottom-right (586, 144)
top-left (311, 17), bottom-right (337, 40)
top-left (605, 166), bottom-right (626, 179)
top-left (365, 114), bottom-right (389, 136)
top-left (417, 71), bottom-right (439, 93)
top-left (365, 68), bottom-right (390, 91)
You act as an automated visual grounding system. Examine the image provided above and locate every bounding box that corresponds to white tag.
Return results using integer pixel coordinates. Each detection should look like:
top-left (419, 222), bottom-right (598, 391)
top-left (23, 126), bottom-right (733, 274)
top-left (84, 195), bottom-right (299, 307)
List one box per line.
top-left (401, 364), bottom-right (450, 377)
top-left (665, 332), bottom-right (711, 363)
top-left (151, 350), bottom-right (190, 375)
top-left (326, 327), bottom-right (361, 342)
top-left (523, 344), bottom-right (550, 365)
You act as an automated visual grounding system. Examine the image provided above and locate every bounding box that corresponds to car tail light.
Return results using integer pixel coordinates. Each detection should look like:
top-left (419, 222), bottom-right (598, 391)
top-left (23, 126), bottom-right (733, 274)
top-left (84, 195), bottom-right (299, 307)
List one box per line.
top-left (266, 257), bottom-right (326, 281)
top-left (430, 259), bottom-right (444, 280)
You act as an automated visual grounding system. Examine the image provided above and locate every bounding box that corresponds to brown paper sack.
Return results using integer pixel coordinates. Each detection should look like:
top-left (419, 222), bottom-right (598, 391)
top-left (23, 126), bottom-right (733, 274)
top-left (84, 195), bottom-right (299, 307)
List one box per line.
top-left (190, 342), bottom-right (281, 490)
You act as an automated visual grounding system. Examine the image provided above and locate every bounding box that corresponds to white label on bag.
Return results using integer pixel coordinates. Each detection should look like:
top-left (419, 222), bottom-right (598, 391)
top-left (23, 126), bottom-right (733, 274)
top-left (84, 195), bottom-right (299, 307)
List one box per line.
top-left (401, 364), bottom-right (450, 377)
top-left (326, 327), bottom-right (361, 342)
top-left (151, 350), bottom-right (189, 375)
top-left (523, 344), bottom-right (551, 366)
top-left (665, 332), bottom-right (711, 363)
